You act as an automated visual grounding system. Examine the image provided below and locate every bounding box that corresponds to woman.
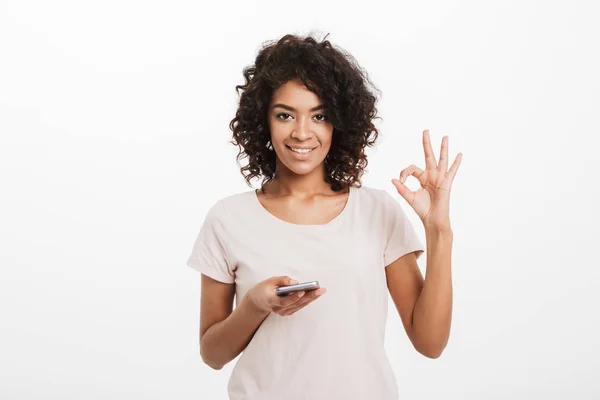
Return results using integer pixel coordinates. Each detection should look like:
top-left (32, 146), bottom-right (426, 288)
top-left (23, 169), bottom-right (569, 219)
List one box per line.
top-left (187, 33), bottom-right (462, 399)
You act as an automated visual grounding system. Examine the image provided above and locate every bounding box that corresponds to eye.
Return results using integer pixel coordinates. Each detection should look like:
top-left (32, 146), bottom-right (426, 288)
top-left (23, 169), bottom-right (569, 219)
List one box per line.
top-left (275, 113), bottom-right (328, 121)
top-left (276, 113), bottom-right (292, 120)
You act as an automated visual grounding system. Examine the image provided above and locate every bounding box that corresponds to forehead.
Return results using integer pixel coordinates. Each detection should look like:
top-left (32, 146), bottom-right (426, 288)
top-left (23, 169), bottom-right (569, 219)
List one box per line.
top-left (271, 78), bottom-right (322, 107)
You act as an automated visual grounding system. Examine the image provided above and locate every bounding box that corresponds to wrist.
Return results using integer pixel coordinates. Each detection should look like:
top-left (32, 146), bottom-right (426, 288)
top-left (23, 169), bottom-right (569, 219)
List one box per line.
top-left (424, 224), bottom-right (453, 239)
top-left (423, 221), bottom-right (452, 233)
top-left (243, 291), bottom-right (270, 317)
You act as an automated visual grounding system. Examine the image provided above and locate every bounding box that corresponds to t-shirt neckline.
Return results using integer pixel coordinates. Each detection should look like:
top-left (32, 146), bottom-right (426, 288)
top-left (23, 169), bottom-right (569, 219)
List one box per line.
top-left (252, 185), bottom-right (354, 229)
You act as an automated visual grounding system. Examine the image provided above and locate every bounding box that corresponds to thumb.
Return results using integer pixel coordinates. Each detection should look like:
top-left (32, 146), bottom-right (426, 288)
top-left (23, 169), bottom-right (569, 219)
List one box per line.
top-left (391, 179), bottom-right (412, 204)
top-left (272, 276), bottom-right (298, 286)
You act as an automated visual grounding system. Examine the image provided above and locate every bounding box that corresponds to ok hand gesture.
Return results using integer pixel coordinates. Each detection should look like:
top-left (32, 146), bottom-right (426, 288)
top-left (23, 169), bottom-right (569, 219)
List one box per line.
top-left (391, 129), bottom-right (463, 230)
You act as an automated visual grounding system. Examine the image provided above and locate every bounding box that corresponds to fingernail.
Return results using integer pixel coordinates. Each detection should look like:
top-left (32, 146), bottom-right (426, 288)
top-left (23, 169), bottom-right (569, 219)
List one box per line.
top-left (290, 279), bottom-right (298, 284)
top-left (298, 291), bottom-right (305, 297)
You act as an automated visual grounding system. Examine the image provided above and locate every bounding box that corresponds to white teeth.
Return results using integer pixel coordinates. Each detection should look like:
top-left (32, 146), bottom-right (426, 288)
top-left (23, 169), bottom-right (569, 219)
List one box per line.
top-left (289, 147), bottom-right (314, 154)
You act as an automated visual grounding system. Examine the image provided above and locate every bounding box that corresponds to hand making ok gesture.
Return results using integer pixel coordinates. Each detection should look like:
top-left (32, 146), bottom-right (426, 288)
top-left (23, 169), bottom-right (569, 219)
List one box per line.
top-left (391, 129), bottom-right (463, 230)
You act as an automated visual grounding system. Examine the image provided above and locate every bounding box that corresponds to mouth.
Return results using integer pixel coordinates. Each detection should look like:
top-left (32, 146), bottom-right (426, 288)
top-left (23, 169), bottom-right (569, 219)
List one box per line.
top-left (285, 144), bottom-right (317, 160)
top-left (285, 144), bottom-right (317, 154)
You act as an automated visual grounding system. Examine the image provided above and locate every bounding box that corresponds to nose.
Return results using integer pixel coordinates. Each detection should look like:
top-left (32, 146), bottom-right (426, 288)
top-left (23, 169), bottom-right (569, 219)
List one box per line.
top-left (290, 118), bottom-right (312, 141)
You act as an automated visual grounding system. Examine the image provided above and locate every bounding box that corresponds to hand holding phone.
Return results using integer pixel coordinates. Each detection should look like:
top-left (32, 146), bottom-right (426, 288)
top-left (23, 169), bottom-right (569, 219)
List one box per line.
top-left (246, 276), bottom-right (326, 317)
top-left (275, 281), bottom-right (320, 296)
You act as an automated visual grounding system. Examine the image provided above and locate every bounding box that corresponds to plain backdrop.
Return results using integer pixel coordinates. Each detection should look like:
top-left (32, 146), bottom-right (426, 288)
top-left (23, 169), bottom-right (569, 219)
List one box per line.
top-left (1, 0), bottom-right (599, 399)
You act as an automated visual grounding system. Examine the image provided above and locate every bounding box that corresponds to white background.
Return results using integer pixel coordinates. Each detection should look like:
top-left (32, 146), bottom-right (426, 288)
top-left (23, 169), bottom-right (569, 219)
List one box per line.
top-left (1, 0), bottom-right (599, 399)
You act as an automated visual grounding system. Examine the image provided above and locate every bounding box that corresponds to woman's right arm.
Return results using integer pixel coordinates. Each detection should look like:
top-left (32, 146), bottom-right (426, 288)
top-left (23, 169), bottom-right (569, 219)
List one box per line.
top-left (199, 274), bottom-right (270, 370)
top-left (199, 274), bottom-right (326, 370)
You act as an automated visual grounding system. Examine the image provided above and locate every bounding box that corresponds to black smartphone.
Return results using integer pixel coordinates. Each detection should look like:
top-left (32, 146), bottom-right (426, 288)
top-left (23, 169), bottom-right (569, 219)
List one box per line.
top-left (275, 281), bottom-right (320, 297)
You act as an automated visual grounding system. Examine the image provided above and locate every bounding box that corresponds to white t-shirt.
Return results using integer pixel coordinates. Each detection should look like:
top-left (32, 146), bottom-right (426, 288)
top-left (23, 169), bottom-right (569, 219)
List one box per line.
top-left (187, 185), bottom-right (425, 400)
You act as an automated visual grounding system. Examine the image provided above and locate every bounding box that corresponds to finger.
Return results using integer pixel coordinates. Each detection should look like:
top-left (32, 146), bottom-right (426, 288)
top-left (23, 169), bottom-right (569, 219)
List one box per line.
top-left (281, 289), bottom-right (323, 312)
top-left (280, 289), bottom-right (326, 316)
top-left (447, 153), bottom-right (463, 183)
top-left (280, 287), bottom-right (324, 308)
top-left (276, 290), bottom-right (307, 308)
top-left (391, 178), bottom-right (415, 206)
top-left (274, 276), bottom-right (298, 286)
top-left (271, 276), bottom-right (298, 295)
top-left (438, 136), bottom-right (448, 172)
top-left (423, 129), bottom-right (437, 170)
top-left (398, 164), bottom-right (425, 185)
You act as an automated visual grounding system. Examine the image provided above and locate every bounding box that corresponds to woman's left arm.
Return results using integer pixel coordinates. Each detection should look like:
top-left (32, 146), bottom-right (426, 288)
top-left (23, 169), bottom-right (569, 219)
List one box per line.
top-left (387, 129), bottom-right (462, 359)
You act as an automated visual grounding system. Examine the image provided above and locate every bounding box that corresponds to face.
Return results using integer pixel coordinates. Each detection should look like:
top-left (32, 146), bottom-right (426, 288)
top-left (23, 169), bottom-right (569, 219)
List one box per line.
top-left (267, 78), bottom-right (333, 177)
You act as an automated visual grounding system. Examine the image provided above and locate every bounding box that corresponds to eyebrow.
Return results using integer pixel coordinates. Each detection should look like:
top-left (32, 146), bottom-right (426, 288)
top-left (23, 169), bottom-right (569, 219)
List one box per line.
top-left (272, 103), bottom-right (325, 112)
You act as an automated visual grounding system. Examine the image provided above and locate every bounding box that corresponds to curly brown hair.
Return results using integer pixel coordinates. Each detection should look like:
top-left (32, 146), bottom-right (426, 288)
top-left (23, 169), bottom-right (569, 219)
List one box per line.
top-left (229, 33), bottom-right (381, 192)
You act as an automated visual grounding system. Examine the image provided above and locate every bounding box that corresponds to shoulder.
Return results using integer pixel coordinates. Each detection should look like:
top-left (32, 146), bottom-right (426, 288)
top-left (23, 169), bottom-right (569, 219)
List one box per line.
top-left (204, 190), bottom-right (256, 221)
top-left (353, 184), bottom-right (394, 205)
top-left (353, 185), bottom-right (406, 224)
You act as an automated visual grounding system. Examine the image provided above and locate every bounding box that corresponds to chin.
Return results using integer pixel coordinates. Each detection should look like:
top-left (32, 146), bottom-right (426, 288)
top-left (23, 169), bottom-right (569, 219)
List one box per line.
top-left (284, 163), bottom-right (320, 176)
top-left (279, 158), bottom-right (326, 176)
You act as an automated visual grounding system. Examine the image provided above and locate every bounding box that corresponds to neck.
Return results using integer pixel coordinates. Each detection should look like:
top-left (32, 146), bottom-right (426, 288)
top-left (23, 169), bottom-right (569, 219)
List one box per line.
top-left (267, 163), bottom-right (332, 198)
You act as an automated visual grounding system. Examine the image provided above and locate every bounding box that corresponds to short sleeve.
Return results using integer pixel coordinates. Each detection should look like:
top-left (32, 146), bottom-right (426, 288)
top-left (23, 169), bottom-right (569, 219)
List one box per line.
top-left (382, 191), bottom-right (425, 266)
top-left (186, 199), bottom-right (235, 283)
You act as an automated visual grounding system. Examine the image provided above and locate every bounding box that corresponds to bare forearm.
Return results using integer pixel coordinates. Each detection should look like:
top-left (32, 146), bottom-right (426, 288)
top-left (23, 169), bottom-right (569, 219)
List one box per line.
top-left (412, 226), bottom-right (453, 358)
top-left (200, 294), bottom-right (270, 369)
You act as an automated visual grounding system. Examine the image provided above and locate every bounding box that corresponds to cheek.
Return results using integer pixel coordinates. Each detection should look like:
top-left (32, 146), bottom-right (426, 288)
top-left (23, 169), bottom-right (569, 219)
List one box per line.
top-left (268, 122), bottom-right (286, 144)
top-left (318, 129), bottom-right (334, 148)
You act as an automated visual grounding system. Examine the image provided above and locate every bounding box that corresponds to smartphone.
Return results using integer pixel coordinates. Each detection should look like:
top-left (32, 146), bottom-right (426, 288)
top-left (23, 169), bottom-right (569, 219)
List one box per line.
top-left (275, 281), bottom-right (320, 297)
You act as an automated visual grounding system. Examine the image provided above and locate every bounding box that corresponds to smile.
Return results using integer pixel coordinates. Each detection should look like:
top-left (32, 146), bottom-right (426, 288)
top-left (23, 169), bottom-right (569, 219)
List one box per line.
top-left (286, 145), bottom-right (316, 154)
